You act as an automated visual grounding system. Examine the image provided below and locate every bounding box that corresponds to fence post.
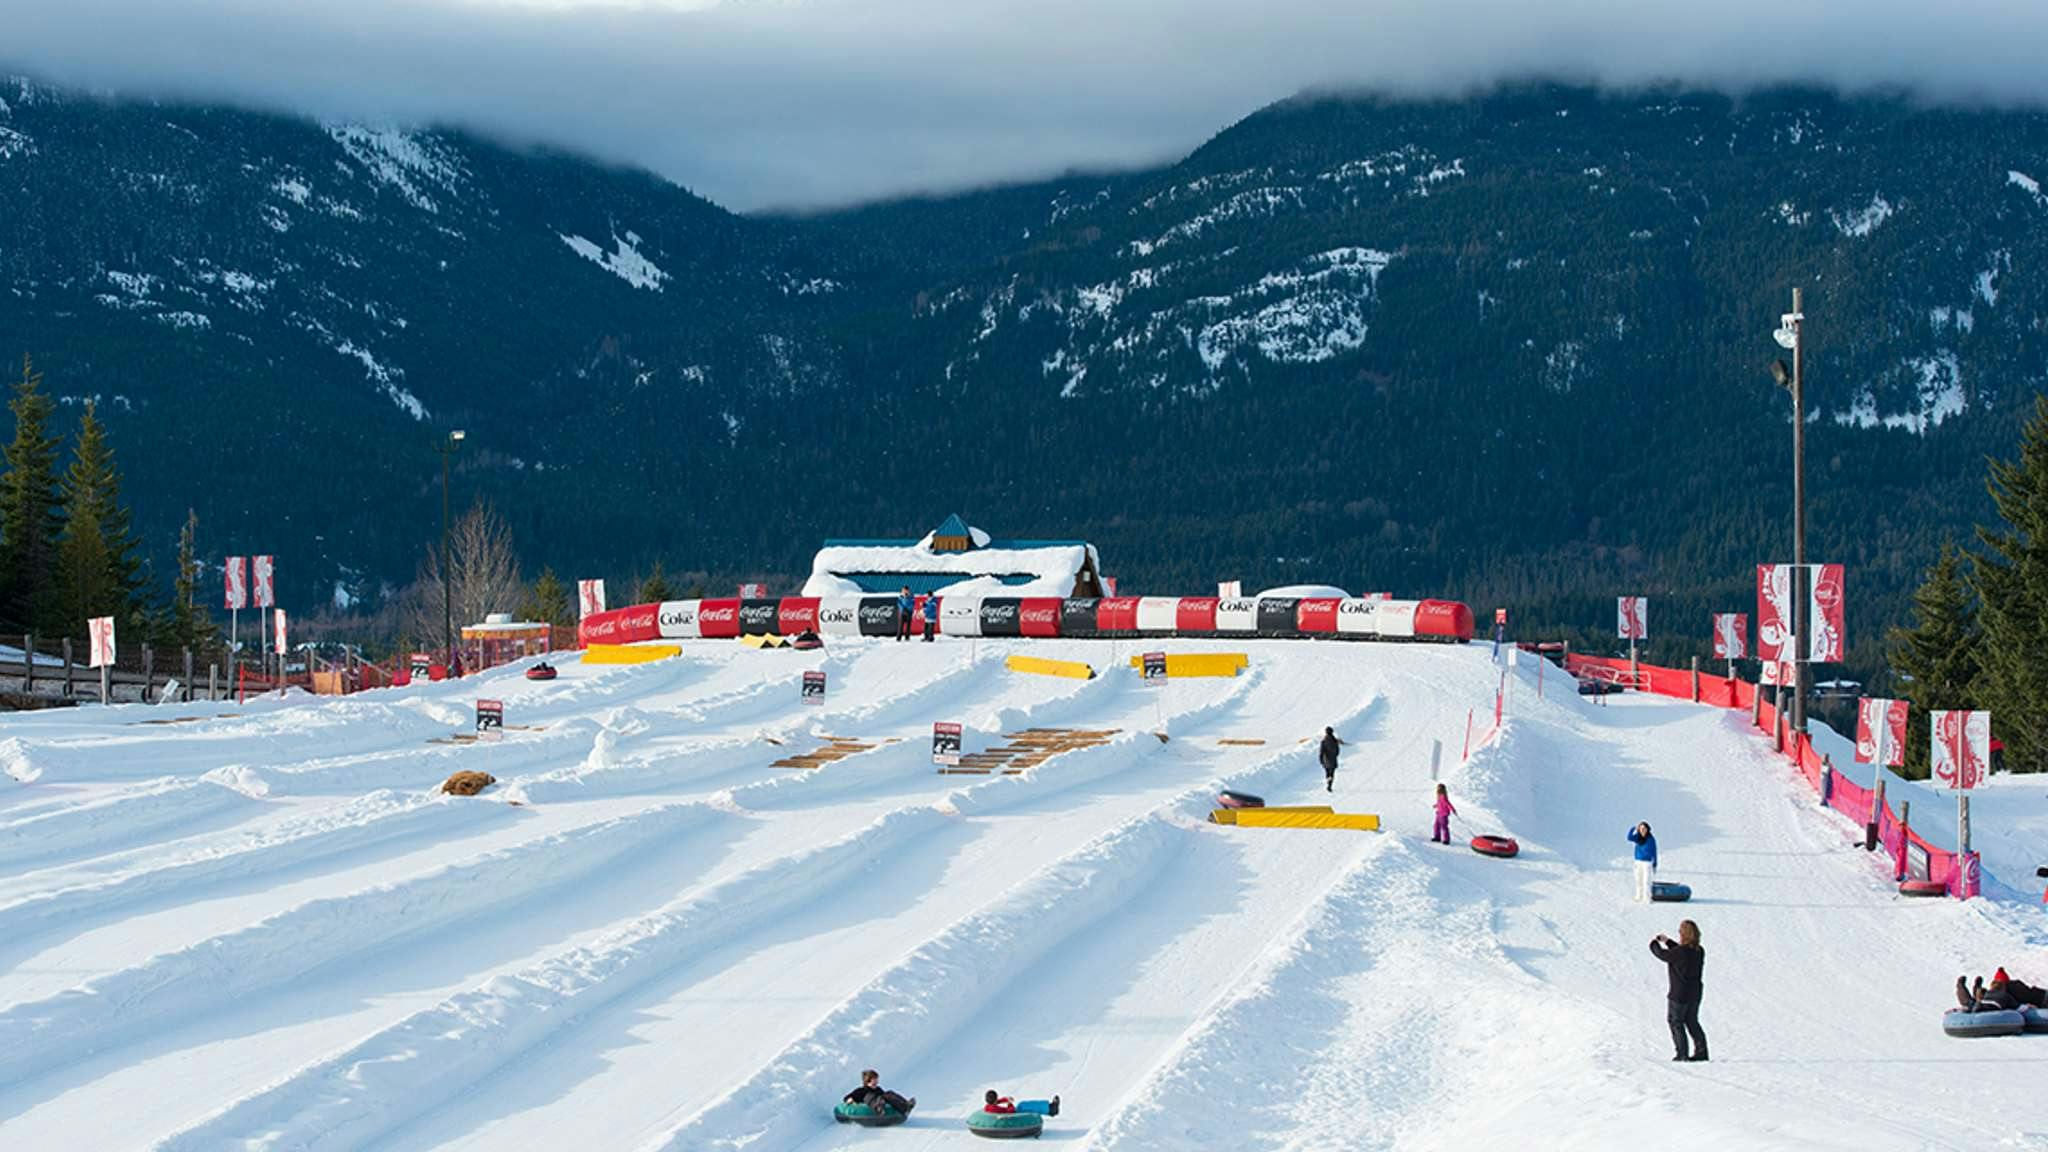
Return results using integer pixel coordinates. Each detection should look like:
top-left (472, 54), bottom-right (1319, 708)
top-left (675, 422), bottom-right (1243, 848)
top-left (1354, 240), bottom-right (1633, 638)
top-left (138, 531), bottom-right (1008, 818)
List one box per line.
top-left (23, 632), bottom-right (33, 694)
top-left (1865, 772), bottom-right (1885, 852)
top-left (1690, 656), bottom-right (1700, 703)
top-left (63, 636), bottom-right (74, 698)
top-left (209, 663), bottom-right (218, 702)
top-left (1751, 678), bottom-right (1764, 727)
top-left (183, 648), bottom-right (194, 702)
top-left (1771, 684), bottom-right (1784, 751)
top-left (142, 644), bottom-right (154, 703)
top-left (1819, 753), bottom-right (1833, 806)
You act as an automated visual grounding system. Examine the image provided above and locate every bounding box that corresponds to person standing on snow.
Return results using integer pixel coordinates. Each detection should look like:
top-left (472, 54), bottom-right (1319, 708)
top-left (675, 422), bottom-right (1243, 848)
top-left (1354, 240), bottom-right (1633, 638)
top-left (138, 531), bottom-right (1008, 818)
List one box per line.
top-left (1650, 920), bottom-right (1707, 1061)
top-left (1628, 821), bottom-right (1658, 902)
top-left (922, 593), bottom-right (939, 641)
top-left (1432, 783), bottom-right (1457, 844)
top-left (895, 587), bottom-right (914, 642)
top-left (1318, 727), bottom-right (1345, 792)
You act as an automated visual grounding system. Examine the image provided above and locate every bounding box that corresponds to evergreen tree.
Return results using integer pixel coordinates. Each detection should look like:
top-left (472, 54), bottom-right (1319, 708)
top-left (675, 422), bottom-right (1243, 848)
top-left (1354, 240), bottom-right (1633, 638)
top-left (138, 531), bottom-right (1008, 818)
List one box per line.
top-left (53, 501), bottom-right (114, 638)
top-left (518, 566), bottom-right (576, 643)
top-left (0, 355), bottom-right (63, 634)
top-left (1887, 542), bottom-right (1980, 780)
top-left (639, 561), bottom-right (673, 604)
top-left (1973, 395), bottom-right (2048, 775)
top-left (169, 508), bottom-right (218, 651)
top-left (61, 399), bottom-right (144, 615)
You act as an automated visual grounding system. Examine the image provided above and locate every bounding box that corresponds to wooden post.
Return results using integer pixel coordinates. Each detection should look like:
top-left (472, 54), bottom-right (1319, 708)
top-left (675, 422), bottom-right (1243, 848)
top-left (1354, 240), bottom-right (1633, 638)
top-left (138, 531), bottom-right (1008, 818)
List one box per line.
top-left (183, 648), bottom-right (194, 702)
top-left (1866, 773), bottom-right (1885, 851)
top-left (1752, 677), bottom-right (1764, 726)
top-left (22, 632), bottom-right (33, 694)
top-left (209, 663), bottom-right (218, 702)
top-left (1690, 656), bottom-right (1700, 703)
top-left (99, 659), bottom-right (110, 705)
top-left (63, 636), bottom-right (74, 698)
top-left (142, 644), bottom-right (154, 703)
top-left (1959, 793), bottom-right (1971, 856)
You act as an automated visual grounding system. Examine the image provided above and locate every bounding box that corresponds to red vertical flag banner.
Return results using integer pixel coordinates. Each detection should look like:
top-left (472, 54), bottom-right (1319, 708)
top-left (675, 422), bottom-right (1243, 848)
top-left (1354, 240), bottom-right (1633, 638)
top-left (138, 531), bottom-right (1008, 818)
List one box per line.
top-left (1711, 613), bottom-right (1748, 659)
top-left (1756, 564), bottom-right (1793, 662)
top-left (253, 555), bottom-right (276, 608)
top-left (1808, 563), bottom-right (1845, 662)
top-left (578, 579), bottom-right (606, 618)
top-left (1855, 698), bottom-right (1908, 766)
top-left (1931, 710), bottom-right (1992, 790)
top-left (1616, 596), bottom-right (1647, 640)
top-left (88, 616), bottom-right (117, 667)
top-left (224, 557), bottom-right (248, 610)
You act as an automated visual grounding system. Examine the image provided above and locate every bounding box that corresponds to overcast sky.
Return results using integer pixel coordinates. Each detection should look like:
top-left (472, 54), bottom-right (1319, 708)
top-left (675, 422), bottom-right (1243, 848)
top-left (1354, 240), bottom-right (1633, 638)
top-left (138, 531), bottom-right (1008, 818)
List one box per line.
top-left (6, 0), bottom-right (2046, 211)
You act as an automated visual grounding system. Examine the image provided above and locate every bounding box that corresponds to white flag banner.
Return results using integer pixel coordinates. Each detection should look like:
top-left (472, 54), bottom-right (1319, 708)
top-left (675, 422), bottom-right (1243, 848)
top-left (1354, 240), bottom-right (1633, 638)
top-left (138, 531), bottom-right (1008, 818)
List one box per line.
top-left (88, 615), bottom-right (116, 668)
top-left (1217, 580), bottom-right (1241, 599)
top-left (274, 609), bottom-right (289, 656)
top-left (1711, 612), bottom-right (1747, 660)
top-left (224, 556), bottom-right (248, 610)
top-left (1931, 710), bottom-right (1992, 791)
top-left (578, 579), bottom-right (606, 618)
top-left (253, 555), bottom-right (276, 608)
top-left (1617, 596), bottom-right (1647, 640)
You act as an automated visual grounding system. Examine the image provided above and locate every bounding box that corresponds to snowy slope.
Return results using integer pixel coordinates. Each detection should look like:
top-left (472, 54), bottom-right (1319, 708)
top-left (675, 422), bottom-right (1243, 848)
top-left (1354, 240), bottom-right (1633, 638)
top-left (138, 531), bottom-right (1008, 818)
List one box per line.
top-left (0, 639), bottom-right (2041, 1151)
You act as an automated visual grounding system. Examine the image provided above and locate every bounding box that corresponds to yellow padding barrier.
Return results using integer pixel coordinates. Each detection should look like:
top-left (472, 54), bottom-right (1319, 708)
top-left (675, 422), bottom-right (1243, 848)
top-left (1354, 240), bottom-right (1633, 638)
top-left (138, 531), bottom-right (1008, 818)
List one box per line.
top-left (1005, 654), bottom-right (1096, 680)
top-left (739, 633), bottom-right (790, 650)
top-left (1209, 805), bottom-right (1332, 825)
top-left (582, 643), bottom-right (682, 665)
top-left (1127, 653), bottom-right (1248, 678)
top-left (1215, 809), bottom-right (1380, 831)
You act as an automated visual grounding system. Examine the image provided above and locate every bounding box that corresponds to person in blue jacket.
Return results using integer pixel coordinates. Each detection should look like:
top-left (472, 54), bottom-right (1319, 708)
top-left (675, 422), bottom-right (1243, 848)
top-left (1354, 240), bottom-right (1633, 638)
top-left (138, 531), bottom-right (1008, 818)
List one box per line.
top-left (895, 586), bottom-right (914, 642)
top-left (922, 592), bottom-right (940, 641)
top-left (1629, 821), bottom-right (1658, 903)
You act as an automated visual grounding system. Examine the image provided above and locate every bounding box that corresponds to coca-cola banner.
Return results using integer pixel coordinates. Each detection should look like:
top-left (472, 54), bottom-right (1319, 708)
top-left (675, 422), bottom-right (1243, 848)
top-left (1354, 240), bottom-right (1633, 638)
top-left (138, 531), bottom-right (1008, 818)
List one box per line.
top-left (1060, 599), bottom-right (1100, 638)
top-left (979, 598), bottom-right (1023, 637)
top-left (1336, 599), bottom-right (1379, 636)
top-left (738, 599), bottom-right (779, 635)
top-left (1931, 709), bottom-right (1992, 790)
top-left (1256, 598), bottom-right (1300, 637)
top-left (1135, 597), bottom-right (1179, 634)
top-left (1711, 613), bottom-right (1747, 660)
top-left (1019, 598), bottom-right (1062, 638)
top-left (1096, 597), bottom-right (1140, 634)
top-left (1808, 563), bottom-right (1845, 662)
top-left (224, 556), bottom-right (248, 610)
top-left (1175, 597), bottom-right (1218, 634)
top-left (1617, 596), bottom-right (1647, 640)
top-left (856, 597), bottom-right (900, 637)
top-left (777, 597), bottom-right (821, 635)
top-left (1855, 697), bottom-right (1908, 767)
top-left (657, 600), bottom-right (700, 639)
top-left (1296, 598), bottom-right (1340, 633)
top-left (1213, 598), bottom-right (1257, 633)
top-left (1757, 564), bottom-right (1793, 662)
top-left (815, 599), bottom-right (861, 637)
top-left (940, 597), bottom-right (982, 636)
top-left (578, 603), bottom-right (662, 646)
top-left (696, 598), bottom-right (741, 639)
top-left (1378, 600), bottom-right (1420, 639)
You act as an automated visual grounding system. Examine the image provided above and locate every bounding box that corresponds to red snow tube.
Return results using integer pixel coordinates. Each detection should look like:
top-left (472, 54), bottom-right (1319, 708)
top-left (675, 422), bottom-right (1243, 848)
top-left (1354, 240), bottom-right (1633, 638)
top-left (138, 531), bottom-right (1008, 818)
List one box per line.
top-left (1217, 790), bottom-right (1265, 809)
top-left (1470, 835), bottom-right (1519, 858)
top-left (1899, 879), bottom-right (1947, 898)
top-left (524, 664), bottom-right (558, 681)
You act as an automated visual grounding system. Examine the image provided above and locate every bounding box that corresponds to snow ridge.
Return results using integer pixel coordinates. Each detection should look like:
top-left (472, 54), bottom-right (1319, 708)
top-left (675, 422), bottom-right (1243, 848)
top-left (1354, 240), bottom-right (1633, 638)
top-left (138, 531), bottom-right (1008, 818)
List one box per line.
top-left (559, 229), bottom-right (670, 291)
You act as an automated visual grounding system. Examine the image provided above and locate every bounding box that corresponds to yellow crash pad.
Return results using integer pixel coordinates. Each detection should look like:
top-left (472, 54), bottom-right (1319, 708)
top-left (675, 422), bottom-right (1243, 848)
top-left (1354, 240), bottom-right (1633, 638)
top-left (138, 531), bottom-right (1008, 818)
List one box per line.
top-left (1218, 809), bottom-right (1380, 831)
top-left (1005, 654), bottom-right (1096, 680)
top-left (583, 643), bottom-right (682, 665)
top-left (1208, 805), bottom-right (1334, 825)
top-left (1127, 653), bottom-right (1248, 678)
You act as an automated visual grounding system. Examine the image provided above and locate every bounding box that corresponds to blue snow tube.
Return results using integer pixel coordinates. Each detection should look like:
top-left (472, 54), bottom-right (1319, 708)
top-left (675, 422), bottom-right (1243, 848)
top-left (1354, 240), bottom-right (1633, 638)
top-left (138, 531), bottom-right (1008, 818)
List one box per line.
top-left (2024, 1006), bottom-right (2048, 1034)
top-left (1650, 881), bottom-right (1692, 903)
top-left (1943, 1008), bottom-right (2025, 1038)
top-left (835, 1100), bottom-right (912, 1127)
top-left (967, 1111), bottom-right (1045, 1139)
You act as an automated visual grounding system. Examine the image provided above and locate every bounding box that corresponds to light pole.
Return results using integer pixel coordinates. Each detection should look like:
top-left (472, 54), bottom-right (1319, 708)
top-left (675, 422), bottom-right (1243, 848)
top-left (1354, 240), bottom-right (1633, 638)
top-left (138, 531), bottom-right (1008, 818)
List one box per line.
top-left (435, 429), bottom-right (466, 672)
top-left (1770, 289), bottom-right (1807, 735)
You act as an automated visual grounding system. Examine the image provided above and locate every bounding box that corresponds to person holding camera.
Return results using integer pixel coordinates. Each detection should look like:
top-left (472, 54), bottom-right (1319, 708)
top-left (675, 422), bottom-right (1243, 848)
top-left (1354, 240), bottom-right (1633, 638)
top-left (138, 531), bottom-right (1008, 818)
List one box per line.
top-left (1650, 920), bottom-right (1707, 1061)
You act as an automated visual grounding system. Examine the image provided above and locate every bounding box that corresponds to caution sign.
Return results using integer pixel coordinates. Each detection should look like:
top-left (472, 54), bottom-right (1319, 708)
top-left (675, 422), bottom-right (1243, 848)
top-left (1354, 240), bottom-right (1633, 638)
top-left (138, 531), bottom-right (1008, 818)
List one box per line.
top-left (932, 721), bottom-right (963, 766)
top-left (410, 652), bottom-right (434, 679)
top-left (476, 699), bottom-right (505, 740)
top-left (802, 670), bottom-right (826, 706)
top-left (1141, 651), bottom-right (1168, 685)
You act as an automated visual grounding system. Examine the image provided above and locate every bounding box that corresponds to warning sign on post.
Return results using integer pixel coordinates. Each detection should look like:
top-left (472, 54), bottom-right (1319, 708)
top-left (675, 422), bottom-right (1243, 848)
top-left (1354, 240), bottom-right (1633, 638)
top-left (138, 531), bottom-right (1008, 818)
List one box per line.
top-left (476, 699), bottom-right (505, 739)
top-left (1141, 651), bottom-right (1168, 684)
top-left (801, 670), bottom-right (826, 705)
top-left (932, 722), bottom-right (962, 766)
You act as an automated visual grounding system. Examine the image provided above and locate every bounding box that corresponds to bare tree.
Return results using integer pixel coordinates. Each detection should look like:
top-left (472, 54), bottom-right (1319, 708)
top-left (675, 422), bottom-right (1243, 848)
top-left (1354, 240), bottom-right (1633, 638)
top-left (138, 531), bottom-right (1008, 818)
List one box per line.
top-left (407, 500), bottom-right (528, 644)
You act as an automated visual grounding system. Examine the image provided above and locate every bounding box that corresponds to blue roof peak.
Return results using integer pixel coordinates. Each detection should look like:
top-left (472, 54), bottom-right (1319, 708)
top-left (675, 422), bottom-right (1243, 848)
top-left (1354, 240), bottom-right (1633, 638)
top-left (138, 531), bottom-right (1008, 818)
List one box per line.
top-left (934, 513), bottom-right (972, 541)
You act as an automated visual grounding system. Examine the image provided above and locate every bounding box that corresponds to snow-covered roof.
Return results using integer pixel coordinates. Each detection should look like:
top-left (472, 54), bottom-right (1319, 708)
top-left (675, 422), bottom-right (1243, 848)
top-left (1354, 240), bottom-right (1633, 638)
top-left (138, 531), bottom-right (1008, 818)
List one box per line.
top-left (803, 521), bottom-right (1096, 598)
top-left (1254, 584), bottom-right (1352, 600)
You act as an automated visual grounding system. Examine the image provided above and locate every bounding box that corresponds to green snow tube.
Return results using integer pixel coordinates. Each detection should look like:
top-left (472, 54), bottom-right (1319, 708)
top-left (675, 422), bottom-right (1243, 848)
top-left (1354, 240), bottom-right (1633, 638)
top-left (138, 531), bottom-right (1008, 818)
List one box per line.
top-left (966, 1111), bottom-right (1045, 1139)
top-left (835, 1100), bottom-right (912, 1127)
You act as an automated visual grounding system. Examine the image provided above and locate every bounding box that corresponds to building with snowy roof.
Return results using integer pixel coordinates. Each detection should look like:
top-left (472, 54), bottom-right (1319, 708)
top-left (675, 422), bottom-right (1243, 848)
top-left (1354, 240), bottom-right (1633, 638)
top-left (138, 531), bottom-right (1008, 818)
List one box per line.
top-left (801, 514), bottom-right (1106, 599)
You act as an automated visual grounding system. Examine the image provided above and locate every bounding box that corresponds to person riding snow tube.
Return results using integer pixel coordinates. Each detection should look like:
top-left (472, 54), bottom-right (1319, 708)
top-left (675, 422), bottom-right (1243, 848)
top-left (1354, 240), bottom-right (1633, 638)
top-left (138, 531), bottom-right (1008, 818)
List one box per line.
top-left (837, 1070), bottom-right (914, 1125)
top-left (967, 1111), bottom-right (1045, 1139)
top-left (792, 630), bottom-right (824, 651)
top-left (525, 662), bottom-right (558, 681)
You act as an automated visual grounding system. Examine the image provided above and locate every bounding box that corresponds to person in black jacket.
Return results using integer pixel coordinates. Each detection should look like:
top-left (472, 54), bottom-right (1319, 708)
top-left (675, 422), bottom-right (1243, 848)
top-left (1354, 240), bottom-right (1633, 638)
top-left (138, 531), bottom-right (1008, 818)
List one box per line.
top-left (843, 1069), bottom-right (915, 1115)
top-left (1318, 727), bottom-right (1345, 792)
top-left (1650, 919), bottom-right (1708, 1061)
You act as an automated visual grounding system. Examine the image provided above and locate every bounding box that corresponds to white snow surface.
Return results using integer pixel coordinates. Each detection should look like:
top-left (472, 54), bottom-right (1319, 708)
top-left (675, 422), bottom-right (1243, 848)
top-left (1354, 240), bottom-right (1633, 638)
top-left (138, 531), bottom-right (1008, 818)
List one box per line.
top-left (559, 230), bottom-right (670, 292)
top-left (0, 641), bottom-right (2042, 1151)
top-left (803, 528), bottom-right (1088, 598)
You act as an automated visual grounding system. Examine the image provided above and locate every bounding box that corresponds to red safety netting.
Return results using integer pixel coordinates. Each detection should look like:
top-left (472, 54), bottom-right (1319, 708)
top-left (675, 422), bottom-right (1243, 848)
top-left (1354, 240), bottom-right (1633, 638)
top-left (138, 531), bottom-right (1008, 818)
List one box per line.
top-left (1560, 652), bottom-right (1971, 898)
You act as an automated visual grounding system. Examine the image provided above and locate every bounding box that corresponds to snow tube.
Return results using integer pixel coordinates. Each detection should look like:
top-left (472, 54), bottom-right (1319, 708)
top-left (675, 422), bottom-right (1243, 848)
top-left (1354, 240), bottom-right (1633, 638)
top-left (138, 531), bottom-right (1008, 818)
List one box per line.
top-left (1470, 835), bottom-right (1519, 859)
top-left (1899, 879), bottom-right (1948, 898)
top-left (1943, 1008), bottom-right (2025, 1038)
top-left (835, 1101), bottom-right (912, 1127)
top-left (967, 1111), bottom-right (1044, 1139)
top-left (1650, 881), bottom-right (1692, 903)
top-left (791, 630), bottom-right (824, 651)
top-left (1217, 790), bottom-right (1265, 809)
top-left (2023, 1006), bottom-right (2048, 1034)
top-left (524, 664), bottom-right (557, 681)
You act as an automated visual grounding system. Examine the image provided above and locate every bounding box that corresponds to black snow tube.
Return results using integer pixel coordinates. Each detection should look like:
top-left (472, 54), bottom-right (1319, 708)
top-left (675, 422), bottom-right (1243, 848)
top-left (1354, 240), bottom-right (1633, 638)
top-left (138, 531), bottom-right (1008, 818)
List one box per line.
top-left (1943, 1008), bottom-right (2025, 1038)
top-left (967, 1111), bottom-right (1045, 1139)
top-left (1470, 835), bottom-right (1519, 859)
top-left (524, 664), bottom-right (557, 681)
top-left (791, 630), bottom-right (824, 651)
top-left (835, 1101), bottom-right (912, 1127)
top-left (1217, 790), bottom-right (1265, 809)
top-left (1650, 881), bottom-right (1692, 903)
top-left (1899, 880), bottom-right (1948, 898)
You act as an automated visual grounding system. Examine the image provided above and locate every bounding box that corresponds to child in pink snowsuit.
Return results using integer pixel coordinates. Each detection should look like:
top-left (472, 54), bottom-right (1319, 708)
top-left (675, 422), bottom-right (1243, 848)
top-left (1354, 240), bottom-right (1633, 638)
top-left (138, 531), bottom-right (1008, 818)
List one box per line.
top-left (1432, 784), bottom-right (1456, 844)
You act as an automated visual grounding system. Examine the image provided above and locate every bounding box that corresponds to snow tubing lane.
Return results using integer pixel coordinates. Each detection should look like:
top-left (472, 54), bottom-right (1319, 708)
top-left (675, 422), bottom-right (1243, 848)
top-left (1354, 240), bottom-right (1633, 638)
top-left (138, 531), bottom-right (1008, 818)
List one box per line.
top-left (1899, 879), bottom-right (1947, 898)
top-left (1650, 881), bottom-right (1692, 902)
top-left (835, 1102), bottom-right (912, 1127)
top-left (1217, 790), bottom-right (1265, 809)
top-left (968, 1112), bottom-right (1045, 1139)
top-left (1944, 1008), bottom-right (2025, 1038)
top-left (1470, 835), bottom-right (1519, 858)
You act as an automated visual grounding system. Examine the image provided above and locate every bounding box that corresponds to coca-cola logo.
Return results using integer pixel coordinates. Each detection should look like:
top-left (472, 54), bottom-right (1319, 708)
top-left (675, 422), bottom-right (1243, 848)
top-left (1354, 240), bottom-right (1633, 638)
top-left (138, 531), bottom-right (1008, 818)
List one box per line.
top-left (982, 604), bottom-right (1018, 623)
top-left (1217, 598), bottom-right (1255, 614)
top-left (700, 605), bottom-right (736, 623)
top-left (740, 603), bottom-right (777, 628)
top-left (820, 606), bottom-right (856, 624)
top-left (1020, 605), bottom-right (1057, 625)
top-left (1416, 601), bottom-right (1451, 619)
top-left (859, 603), bottom-right (896, 624)
top-left (1338, 600), bottom-right (1376, 615)
top-left (660, 607), bottom-right (697, 628)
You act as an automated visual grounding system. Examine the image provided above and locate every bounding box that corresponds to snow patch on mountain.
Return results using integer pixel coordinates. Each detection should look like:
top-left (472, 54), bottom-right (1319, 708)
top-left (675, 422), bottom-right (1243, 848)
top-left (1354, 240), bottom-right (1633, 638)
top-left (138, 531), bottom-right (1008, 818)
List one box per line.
top-left (272, 177), bottom-right (311, 206)
top-left (2009, 170), bottom-right (2046, 208)
top-left (1126, 187), bottom-right (1305, 257)
top-left (1836, 351), bottom-right (1966, 433)
top-left (155, 311), bottom-right (210, 331)
top-left (1830, 194), bottom-right (1893, 237)
top-left (1775, 202), bottom-right (1810, 226)
top-left (328, 126), bottom-right (467, 214)
top-left (558, 230), bottom-right (669, 292)
top-left (0, 126), bottom-right (32, 161)
top-left (1975, 250), bottom-right (2008, 307)
top-left (1930, 306), bottom-right (1973, 334)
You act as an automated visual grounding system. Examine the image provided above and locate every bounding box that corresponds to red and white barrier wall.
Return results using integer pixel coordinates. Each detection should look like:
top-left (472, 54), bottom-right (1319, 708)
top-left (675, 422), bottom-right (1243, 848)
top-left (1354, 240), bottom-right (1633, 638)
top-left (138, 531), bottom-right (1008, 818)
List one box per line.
top-left (583, 594), bottom-right (1474, 648)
